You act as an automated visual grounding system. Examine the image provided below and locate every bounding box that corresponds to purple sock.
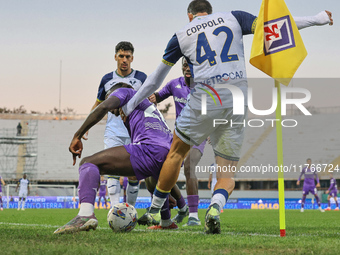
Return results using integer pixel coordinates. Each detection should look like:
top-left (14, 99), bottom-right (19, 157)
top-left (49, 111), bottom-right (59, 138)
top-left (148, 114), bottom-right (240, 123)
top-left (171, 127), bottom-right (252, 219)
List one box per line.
top-left (160, 197), bottom-right (170, 220)
top-left (328, 200), bottom-right (331, 208)
top-left (187, 195), bottom-right (199, 213)
top-left (0, 197), bottom-right (2, 207)
top-left (336, 200), bottom-right (339, 207)
top-left (123, 195), bottom-right (126, 203)
top-left (78, 163), bottom-right (100, 205)
top-left (315, 195), bottom-right (320, 206)
top-left (301, 195), bottom-right (306, 208)
top-left (176, 195), bottom-right (186, 210)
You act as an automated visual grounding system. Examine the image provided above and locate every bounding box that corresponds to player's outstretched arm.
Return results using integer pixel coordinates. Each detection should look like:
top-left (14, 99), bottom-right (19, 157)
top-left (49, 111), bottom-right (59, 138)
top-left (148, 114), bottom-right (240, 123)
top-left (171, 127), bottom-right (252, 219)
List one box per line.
top-left (122, 62), bottom-right (172, 116)
top-left (294, 11), bottom-right (333, 30)
top-left (70, 96), bottom-right (121, 165)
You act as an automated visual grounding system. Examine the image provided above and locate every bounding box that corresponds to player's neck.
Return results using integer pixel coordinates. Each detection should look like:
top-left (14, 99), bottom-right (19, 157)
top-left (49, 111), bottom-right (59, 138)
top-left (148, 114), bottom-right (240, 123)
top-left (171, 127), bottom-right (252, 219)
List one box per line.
top-left (184, 77), bottom-right (191, 87)
top-left (116, 68), bottom-right (133, 78)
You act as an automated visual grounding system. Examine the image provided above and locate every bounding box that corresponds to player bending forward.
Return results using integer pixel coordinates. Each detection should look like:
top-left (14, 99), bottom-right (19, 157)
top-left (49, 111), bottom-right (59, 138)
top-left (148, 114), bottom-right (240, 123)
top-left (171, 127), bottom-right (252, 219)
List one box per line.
top-left (325, 173), bottom-right (339, 211)
top-left (297, 158), bottom-right (324, 212)
top-left (54, 82), bottom-right (172, 234)
top-left (121, 0), bottom-right (333, 234)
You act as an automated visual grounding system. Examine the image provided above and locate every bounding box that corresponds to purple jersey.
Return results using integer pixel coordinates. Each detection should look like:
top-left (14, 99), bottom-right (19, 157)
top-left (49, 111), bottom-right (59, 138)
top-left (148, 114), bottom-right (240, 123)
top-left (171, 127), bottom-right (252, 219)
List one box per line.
top-left (98, 180), bottom-right (107, 195)
top-left (110, 88), bottom-right (172, 150)
top-left (298, 166), bottom-right (319, 187)
top-left (328, 178), bottom-right (338, 193)
top-left (157, 77), bottom-right (190, 118)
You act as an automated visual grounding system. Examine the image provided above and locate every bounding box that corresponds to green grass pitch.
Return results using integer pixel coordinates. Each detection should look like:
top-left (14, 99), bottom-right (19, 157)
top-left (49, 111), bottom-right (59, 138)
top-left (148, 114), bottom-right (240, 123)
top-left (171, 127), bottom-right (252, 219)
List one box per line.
top-left (0, 208), bottom-right (339, 254)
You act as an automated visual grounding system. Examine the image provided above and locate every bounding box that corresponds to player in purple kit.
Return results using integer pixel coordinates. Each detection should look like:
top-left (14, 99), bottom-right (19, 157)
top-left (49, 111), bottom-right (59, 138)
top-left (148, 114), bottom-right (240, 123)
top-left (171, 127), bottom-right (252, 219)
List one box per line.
top-left (97, 176), bottom-right (108, 209)
top-left (0, 175), bottom-right (6, 211)
top-left (325, 173), bottom-right (339, 211)
top-left (120, 176), bottom-right (128, 202)
top-left (149, 58), bottom-right (205, 226)
top-left (54, 82), bottom-right (173, 234)
top-left (297, 158), bottom-right (324, 212)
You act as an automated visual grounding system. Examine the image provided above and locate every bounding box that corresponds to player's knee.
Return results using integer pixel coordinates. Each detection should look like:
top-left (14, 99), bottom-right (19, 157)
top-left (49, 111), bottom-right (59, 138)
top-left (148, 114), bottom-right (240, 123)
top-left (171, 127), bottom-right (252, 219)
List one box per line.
top-left (79, 157), bottom-right (90, 166)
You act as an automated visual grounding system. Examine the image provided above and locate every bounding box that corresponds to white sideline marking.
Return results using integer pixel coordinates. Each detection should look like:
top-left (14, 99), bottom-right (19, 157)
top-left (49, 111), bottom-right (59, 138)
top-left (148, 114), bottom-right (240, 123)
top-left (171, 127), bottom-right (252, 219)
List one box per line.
top-left (2, 222), bottom-right (338, 237)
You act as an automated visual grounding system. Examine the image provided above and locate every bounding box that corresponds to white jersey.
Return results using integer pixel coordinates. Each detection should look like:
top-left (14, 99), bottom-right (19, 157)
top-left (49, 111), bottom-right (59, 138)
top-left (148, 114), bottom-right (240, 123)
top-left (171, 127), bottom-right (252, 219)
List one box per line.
top-left (18, 178), bottom-right (29, 193)
top-left (96, 69), bottom-right (147, 139)
top-left (162, 11), bottom-right (256, 110)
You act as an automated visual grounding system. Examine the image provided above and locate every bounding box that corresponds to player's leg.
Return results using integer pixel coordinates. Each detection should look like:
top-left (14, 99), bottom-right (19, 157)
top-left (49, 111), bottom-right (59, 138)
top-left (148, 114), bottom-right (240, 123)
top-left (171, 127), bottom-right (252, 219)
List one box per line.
top-left (334, 196), bottom-right (339, 210)
top-left (18, 194), bottom-right (22, 210)
top-left (21, 196), bottom-right (26, 210)
top-left (107, 176), bottom-right (121, 208)
top-left (148, 133), bottom-right (190, 220)
top-left (183, 147), bottom-right (202, 225)
top-left (54, 146), bottom-right (134, 234)
top-left (123, 177), bottom-right (128, 202)
top-left (170, 184), bottom-right (189, 224)
top-left (0, 194), bottom-right (3, 210)
top-left (312, 188), bottom-right (324, 212)
top-left (326, 195), bottom-right (332, 210)
top-left (126, 176), bottom-right (139, 206)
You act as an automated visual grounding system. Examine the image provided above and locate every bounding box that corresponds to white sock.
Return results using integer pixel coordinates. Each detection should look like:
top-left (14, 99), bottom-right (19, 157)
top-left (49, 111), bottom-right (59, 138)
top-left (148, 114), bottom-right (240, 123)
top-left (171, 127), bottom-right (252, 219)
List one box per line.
top-left (151, 196), bottom-right (167, 210)
top-left (179, 204), bottom-right (188, 212)
top-left (18, 200), bottom-right (21, 209)
top-left (189, 212), bottom-right (198, 219)
top-left (211, 193), bottom-right (226, 213)
top-left (22, 201), bottom-right (25, 209)
top-left (78, 203), bottom-right (94, 216)
top-left (127, 181), bottom-right (139, 206)
top-left (107, 178), bottom-right (121, 207)
top-left (160, 219), bottom-right (172, 227)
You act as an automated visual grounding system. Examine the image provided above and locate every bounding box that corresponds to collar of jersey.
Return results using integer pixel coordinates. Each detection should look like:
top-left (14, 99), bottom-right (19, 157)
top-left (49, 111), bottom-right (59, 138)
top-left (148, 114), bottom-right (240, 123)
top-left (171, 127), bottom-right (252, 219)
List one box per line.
top-left (115, 69), bottom-right (134, 78)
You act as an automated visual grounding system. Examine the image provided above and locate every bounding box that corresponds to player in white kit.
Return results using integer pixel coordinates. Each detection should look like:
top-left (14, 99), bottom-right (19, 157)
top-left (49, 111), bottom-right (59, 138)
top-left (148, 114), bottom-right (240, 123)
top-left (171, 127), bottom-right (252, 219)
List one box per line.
top-left (121, 0), bottom-right (333, 233)
top-left (85, 41), bottom-right (147, 208)
top-left (16, 173), bottom-right (30, 211)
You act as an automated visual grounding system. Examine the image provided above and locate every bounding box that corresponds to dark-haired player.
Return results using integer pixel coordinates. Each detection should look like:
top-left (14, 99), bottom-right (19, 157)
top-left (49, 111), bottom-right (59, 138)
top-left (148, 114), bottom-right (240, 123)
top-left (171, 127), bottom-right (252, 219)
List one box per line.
top-left (85, 41), bottom-right (147, 209)
top-left (54, 83), bottom-right (173, 234)
top-left (121, 0), bottom-right (333, 234)
top-left (97, 176), bottom-right (108, 209)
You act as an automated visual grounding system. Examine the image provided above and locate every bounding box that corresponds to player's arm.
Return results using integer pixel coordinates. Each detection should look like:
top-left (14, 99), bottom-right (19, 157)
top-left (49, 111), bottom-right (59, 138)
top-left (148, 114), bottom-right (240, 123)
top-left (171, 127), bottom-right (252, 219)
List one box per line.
top-left (208, 172), bottom-right (212, 189)
top-left (150, 81), bottom-right (173, 104)
top-left (294, 11), bottom-right (333, 30)
top-left (297, 168), bottom-right (305, 185)
top-left (0, 178), bottom-right (5, 186)
top-left (315, 172), bottom-right (320, 188)
top-left (27, 182), bottom-right (30, 195)
top-left (122, 34), bottom-right (182, 116)
top-left (69, 96), bottom-right (121, 165)
top-left (15, 180), bottom-right (19, 192)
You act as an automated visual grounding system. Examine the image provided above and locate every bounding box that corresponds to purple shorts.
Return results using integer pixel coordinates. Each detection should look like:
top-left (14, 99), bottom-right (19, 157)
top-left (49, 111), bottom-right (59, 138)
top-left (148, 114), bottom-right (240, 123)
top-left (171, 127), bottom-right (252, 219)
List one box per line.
top-left (124, 143), bottom-right (169, 181)
top-left (329, 190), bottom-right (337, 197)
top-left (192, 139), bottom-right (207, 155)
top-left (98, 194), bottom-right (106, 200)
top-left (303, 185), bottom-right (317, 195)
top-left (123, 177), bottom-right (128, 190)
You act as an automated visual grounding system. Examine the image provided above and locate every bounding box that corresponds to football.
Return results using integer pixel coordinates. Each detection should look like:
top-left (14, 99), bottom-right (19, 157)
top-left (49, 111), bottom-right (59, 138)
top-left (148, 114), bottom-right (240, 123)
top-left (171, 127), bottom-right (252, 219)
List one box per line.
top-left (107, 202), bottom-right (138, 232)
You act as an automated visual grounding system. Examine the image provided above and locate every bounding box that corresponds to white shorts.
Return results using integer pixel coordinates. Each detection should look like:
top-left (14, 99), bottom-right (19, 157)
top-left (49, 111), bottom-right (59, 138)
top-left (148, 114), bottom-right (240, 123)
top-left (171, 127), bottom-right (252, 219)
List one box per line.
top-left (19, 191), bottom-right (28, 198)
top-left (104, 136), bottom-right (131, 149)
top-left (0, 192), bottom-right (2, 196)
top-left (175, 104), bottom-right (247, 161)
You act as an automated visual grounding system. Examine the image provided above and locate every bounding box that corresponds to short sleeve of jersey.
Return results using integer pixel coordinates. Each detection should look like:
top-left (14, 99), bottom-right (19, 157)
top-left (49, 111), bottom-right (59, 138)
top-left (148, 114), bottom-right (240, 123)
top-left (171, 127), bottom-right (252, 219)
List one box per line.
top-left (109, 88), bottom-right (134, 108)
top-left (134, 71), bottom-right (147, 84)
top-left (162, 34), bottom-right (183, 67)
top-left (231, 11), bottom-right (257, 35)
top-left (97, 73), bottom-right (113, 102)
top-left (157, 81), bottom-right (173, 101)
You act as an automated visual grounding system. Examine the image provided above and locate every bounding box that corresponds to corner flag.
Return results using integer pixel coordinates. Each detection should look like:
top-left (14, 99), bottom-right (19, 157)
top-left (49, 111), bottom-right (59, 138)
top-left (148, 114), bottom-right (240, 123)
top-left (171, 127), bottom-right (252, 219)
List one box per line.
top-left (250, 0), bottom-right (307, 86)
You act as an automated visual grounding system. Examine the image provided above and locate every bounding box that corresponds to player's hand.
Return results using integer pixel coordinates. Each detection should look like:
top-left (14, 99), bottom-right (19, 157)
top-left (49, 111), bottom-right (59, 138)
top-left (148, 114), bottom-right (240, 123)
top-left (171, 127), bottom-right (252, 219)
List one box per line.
top-left (82, 131), bottom-right (89, 140)
top-left (316, 183), bottom-right (320, 188)
top-left (325, 190), bottom-right (329, 194)
top-left (119, 108), bottom-right (127, 123)
top-left (148, 93), bottom-right (157, 104)
top-left (69, 137), bottom-right (83, 165)
top-left (296, 181), bottom-right (300, 186)
top-left (325, 11), bottom-right (333, 26)
top-left (207, 182), bottom-right (211, 189)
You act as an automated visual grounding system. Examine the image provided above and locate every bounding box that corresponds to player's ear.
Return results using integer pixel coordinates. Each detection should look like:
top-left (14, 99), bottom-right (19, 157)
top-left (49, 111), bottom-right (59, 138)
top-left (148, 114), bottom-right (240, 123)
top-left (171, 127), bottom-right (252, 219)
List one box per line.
top-left (114, 53), bottom-right (118, 61)
top-left (131, 55), bottom-right (134, 62)
top-left (188, 13), bottom-right (194, 21)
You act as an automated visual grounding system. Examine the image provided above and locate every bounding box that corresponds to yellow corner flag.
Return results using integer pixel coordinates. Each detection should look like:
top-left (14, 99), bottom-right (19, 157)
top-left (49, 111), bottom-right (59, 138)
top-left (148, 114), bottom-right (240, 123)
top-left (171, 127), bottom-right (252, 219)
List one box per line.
top-left (250, 0), bottom-right (307, 86)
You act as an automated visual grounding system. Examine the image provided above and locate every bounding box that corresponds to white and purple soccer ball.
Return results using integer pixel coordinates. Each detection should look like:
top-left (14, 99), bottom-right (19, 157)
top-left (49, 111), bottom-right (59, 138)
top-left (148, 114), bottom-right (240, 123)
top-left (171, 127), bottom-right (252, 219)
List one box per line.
top-left (107, 202), bottom-right (138, 232)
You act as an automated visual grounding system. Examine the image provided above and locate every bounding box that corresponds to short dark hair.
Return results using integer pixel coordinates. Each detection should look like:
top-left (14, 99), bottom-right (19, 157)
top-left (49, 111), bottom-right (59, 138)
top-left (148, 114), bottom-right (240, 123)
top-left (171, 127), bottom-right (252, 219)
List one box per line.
top-left (306, 158), bottom-right (311, 161)
top-left (105, 82), bottom-right (133, 99)
top-left (115, 41), bottom-right (134, 54)
top-left (187, 0), bottom-right (212, 15)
